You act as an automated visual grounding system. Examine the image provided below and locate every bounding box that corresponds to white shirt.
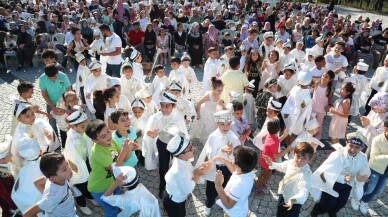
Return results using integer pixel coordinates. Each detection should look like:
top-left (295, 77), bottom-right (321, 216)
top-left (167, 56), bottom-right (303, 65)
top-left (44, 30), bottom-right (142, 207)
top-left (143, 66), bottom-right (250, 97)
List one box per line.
top-left (310, 66), bottom-right (326, 81)
top-left (203, 58), bottom-right (221, 93)
top-left (84, 73), bottom-right (109, 113)
top-left (64, 32), bottom-right (74, 46)
top-left (370, 66), bottom-right (388, 91)
top-left (104, 33), bottom-right (123, 65)
top-left (50, 111), bottom-right (68, 132)
top-left (179, 65), bottom-right (198, 87)
top-left (120, 76), bottom-right (144, 103)
top-left (75, 65), bottom-right (91, 96)
top-left (277, 75), bottom-right (298, 98)
top-left (133, 62), bottom-right (146, 81)
top-left (279, 52), bottom-right (295, 71)
top-left (325, 53), bottom-right (348, 80)
top-left (143, 100), bottom-right (159, 120)
top-left (275, 31), bottom-right (290, 43)
top-left (309, 45), bottom-right (324, 58)
top-left (175, 96), bottom-right (196, 121)
top-left (89, 38), bottom-right (105, 55)
top-left (290, 48), bottom-right (306, 65)
top-left (145, 111), bottom-right (188, 143)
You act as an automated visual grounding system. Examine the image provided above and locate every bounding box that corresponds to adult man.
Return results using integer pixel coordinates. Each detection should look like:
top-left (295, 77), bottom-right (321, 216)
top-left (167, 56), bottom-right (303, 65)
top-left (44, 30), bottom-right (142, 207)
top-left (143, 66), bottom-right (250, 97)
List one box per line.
top-left (99, 24), bottom-right (123, 78)
top-left (275, 25), bottom-right (290, 43)
top-left (127, 21), bottom-right (145, 51)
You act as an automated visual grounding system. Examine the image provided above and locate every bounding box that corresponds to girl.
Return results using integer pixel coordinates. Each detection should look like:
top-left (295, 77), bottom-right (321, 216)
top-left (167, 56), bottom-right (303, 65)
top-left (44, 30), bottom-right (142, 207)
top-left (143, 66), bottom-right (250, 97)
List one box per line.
top-left (259, 50), bottom-right (280, 92)
top-left (157, 28), bottom-right (170, 65)
top-left (93, 87), bottom-right (119, 130)
top-left (328, 83), bottom-right (355, 144)
top-left (274, 38), bottom-right (284, 56)
top-left (312, 70), bottom-right (335, 140)
top-left (130, 98), bottom-right (147, 166)
top-left (244, 49), bottom-right (262, 98)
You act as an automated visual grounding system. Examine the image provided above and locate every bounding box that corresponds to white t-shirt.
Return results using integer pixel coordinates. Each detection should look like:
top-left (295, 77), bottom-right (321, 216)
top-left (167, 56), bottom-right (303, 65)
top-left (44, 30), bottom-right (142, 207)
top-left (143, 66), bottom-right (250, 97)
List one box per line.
top-left (325, 53), bottom-right (348, 80)
top-left (104, 33), bottom-right (123, 65)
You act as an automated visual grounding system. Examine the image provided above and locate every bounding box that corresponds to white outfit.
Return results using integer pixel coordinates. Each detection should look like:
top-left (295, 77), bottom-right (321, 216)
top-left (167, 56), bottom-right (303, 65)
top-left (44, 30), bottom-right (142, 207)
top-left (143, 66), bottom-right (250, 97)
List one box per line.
top-left (279, 52), bottom-right (295, 72)
top-left (75, 65), bottom-right (91, 97)
top-left (277, 75), bottom-right (298, 98)
top-left (120, 76), bottom-right (144, 103)
top-left (217, 54), bottom-right (231, 76)
top-left (143, 100), bottom-right (159, 120)
top-left (361, 110), bottom-right (388, 146)
top-left (203, 58), bottom-right (220, 94)
top-left (287, 131), bottom-right (324, 159)
top-left (84, 73), bottom-right (109, 113)
top-left (133, 62), bottom-right (146, 81)
top-left (290, 49), bottom-right (306, 66)
top-left (50, 111), bottom-right (69, 132)
top-left (310, 66), bottom-right (326, 83)
top-left (10, 97), bottom-right (35, 135)
top-left (130, 114), bottom-right (148, 149)
top-left (169, 69), bottom-right (190, 99)
top-left (370, 66), bottom-right (388, 91)
top-left (175, 96), bottom-right (196, 122)
top-left (243, 93), bottom-right (256, 126)
top-left (104, 95), bottom-right (131, 125)
top-left (308, 45), bottom-right (324, 58)
top-left (179, 65), bottom-right (198, 90)
top-left (152, 76), bottom-right (170, 106)
top-left (89, 38), bottom-right (105, 55)
top-left (325, 53), bottom-right (348, 81)
top-left (345, 74), bottom-right (368, 116)
top-left (259, 44), bottom-right (275, 60)
top-left (103, 33), bottom-right (123, 65)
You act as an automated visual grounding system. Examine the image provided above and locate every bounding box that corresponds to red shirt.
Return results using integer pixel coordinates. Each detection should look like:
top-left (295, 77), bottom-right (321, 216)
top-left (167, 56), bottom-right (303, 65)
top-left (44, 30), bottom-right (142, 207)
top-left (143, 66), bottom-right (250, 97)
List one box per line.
top-left (259, 133), bottom-right (279, 169)
top-left (127, 29), bottom-right (145, 46)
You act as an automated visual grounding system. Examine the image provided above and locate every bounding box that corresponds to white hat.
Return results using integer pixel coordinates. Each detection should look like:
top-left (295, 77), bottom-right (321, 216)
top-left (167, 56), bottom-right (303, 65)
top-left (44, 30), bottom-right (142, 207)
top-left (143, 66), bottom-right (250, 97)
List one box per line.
top-left (346, 132), bottom-right (367, 147)
top-left (229, 91), bottom-right (240, 102)
top-left (169, 80), bottom-right (183, 91)
top-left (75, 53), bottom-right (85, 63)
top-left (167, 133), bottom-right (190, 156)
top-left (130, 49), bottom-right (141, 61)
top-left (264, 78), bottom-right (278, 89)
top-left (18, 137), bottom-right (40, 161)
top-left (107, 77), bottom-right (121, 88)
top-left (0, 135), bottom-right (12, 159)
top-left (248, 80), bottom-right (255, 91)
top-left (91, 19), bottom-right (97, 24)
top-left (267, 97), bottom-right (282, 111)
top-left (283, 40), bottom-right (292, 48)
top-left (296, 39), bottom-right (304, 46)
top-left (357, 59), bottom-right (369, 72)
top-left (263, 31), bottom-right (274, 39)
top-left (89, 60), bottom-right (102, 71)
top-left (213, 110), bottom-right (233, 123)
top-left (121, 58), bottom-right (133, 73)
top-left (111, 163), bottom-right (140, 188)
top-left (284, 62), bottom-right (296, 72)
top-left (275, 37), bottom-right (282, 44)
top-left (298, 70), bottom-right (312, 86)
top-left (135, 85), bottom-right (152, 98)
top-left (131, 98), bottom-right (145, 109)
top-left (181, 53), bottom-right (191, 62)
top-left (315, 36), bottom-right (324, 42)
top-left (56, 98), bottom-right (67, 110)
top-left (67, 108), bottom-right (88, 125)
top-left (13, 100), bottom-right (31, 117)
top-left (93, 29), bottom-right (100, 36)
top-left (159, 90), bottom-right (177, 104)
top-left (305, 117), bottom-right (319, 131)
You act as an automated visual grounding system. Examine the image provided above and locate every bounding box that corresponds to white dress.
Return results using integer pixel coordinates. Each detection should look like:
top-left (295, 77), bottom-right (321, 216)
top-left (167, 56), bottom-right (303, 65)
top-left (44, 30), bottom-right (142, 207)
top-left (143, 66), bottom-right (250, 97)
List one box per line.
top-left (133, 62), bottom-right (146, 81)
top-left (169, 69), bottom-right (190, 99)
top-left (120, 76), bottom-right (144, 103)
top-left (84, 73), bottom-right (109, 113)
top-left (259, 61), bottom-right (278, 91)
top-left (243, 92), bottom-right (255, 126)
top-left (203, 58), bottom-right (220, 94)
top-left (345, 74), bottom-right (368, 116)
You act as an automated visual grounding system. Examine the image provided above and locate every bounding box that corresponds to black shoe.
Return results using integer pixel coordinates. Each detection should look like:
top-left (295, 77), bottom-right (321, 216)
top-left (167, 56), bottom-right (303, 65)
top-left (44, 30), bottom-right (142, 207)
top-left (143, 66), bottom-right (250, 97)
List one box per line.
top-left (158, 189), bottom-right (164, 199)
top-left (310, 210), bottom-right (319, 217)
top-left (17, 66), bottom-right (24, 71)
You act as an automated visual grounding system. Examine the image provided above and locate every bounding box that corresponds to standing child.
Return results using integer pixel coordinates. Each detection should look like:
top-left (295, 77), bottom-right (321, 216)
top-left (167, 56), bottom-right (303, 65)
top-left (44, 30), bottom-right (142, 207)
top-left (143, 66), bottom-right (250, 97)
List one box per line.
top-left (106, 77), bottom-right (132, 113)
top-left (240, 28), bottom-right (259, 70)
top-left (88, 30), bottom-right (105, 61)
top-left (365, 56), bottom-right (388, 115)
top-left (231, 101), bottom-right (251, 145)
top-left (130, 98), bottom-right (148, 166)
top-left (169, 56), bottom-right (190, 99)
top-left (221, 32), bottom-right (233, 51)
top-left (169, 81), bottom-right (196, 128)
top-left (49, 98), bottom-right (69, 148)
top-left (151, 65), bottom-right (170, 105)
top-left (279, 41), bottom-right (294, 72)
top-left (0, 136), bottom-right (17, 217)
top-left (328, 82), bottom-right (355, 144)
top-left (41, 49), bottom-right (65, 72)
top-left (277, 63), bottom-right (298, 105)
top-left (259, 50), bottom-right (280, 91)
top-left (255, 79), bottom-right (278, 131)
top-left (157, 28), bottom-right (170, 65)
top-left (119, 60), bottom-right (144, 103)
top-left (35, 34), bottom-right (49, 54)
top-left (180, 53), bottom-right (198, 96)
top-left (325, 41), bottom-right (348, 89)
top-left (243, 81), bottom-right (256, 128)
top-left (203, 47), bottom-right (221, 94)
top-left (290, 39), bottom-right (306, 67)
top-left (136, 85), bottom-right (159, 120)
top-left (129, 49), bottom-right (146, 81)
top-left (309, 36), bottom-right (324, 58)
top-left (75, 53), bottom-right (91, 105)
top-left (310, 55), bottom-right (327, 83)
top-left (311, 70), bottom-right (335, 140)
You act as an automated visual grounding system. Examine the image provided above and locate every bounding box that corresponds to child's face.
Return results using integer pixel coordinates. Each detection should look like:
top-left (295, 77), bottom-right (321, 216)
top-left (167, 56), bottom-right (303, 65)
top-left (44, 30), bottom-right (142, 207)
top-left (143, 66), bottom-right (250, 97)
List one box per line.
top-left (72, 120), bottom-right (89, 134)
top-left (316, 60), bottom-right (326, 68)
top-left (268, 84), bottom-right (278, 93)
top-left (65, 95), bottom-right (79, 109)
top-left (308, 56), bottom-right (314, 62)
top-left (18, 108), bottom-right (35, 125)
top-left (43, 57), bottom-right (56, 66)
top-left (108, 92), bottom-right (120, 104)
top-left (225, 50), bottom-right (234, 58)
top-left (269, 52), bottom-right (277, 62)
top-left (135, 55), bottom-right (142, 63)
top-left (217, 121), bottom-right (232, 134)
top-left (95, 126), bottom-right (112, 146)
top-left (132, 107), bottom-right (144, 119)
top-left (266, 108), bottom-right (278, 119)
top-left (178, 144), bottom-right (194, 161)
top-left (52, 160), bottom-right (73, 181)
top-left (225, 35), bottom-right (230, 40)
top-left (123, 68), bottom-right (133, 79)
top-left (251, 51), bottom-right (259, 61)
top-left (333, 44), bottom-right (343, 54)
top-left (92, 68), bottom-right (102, 77)
top-left (339, 84), bottom-right (350, 98)
top-left (248, 33), bottom-right (257, 40)
top-left (114, 86), bottom-right (121, 96)
top-left (321, 72), bottom-right (332, 84)
top-left (23, 88), bottom-right (34, 99)
top-left (182, 61), bottom-right (190, 67)
top-left (80, 59), bottom-right (87, 66)
top-left (142, 96), bottom-right (152, 103)
top-left (384, 57), bottom-right (388, 67)
top-left (170, 90), bottom-right (181, 98)
top-left (209, 51), bottom-right (218, 59)
top-left (156, 69), bottom-right (165, 77)
top-left (115, 114), bottom-right (131, 131)
top-left (293, 152), bottom-right (312, 168)
top-left (346, 142), bottom-right (363, 157)
top-left (233, 110), bottom-right (243, 120)
top-left (171, 62), bottom-right (180, 70)
top-left (160, 103), bottom-right (175, 116)
top-left (213, 86), bottom-right (224, 96)
top-left (297, 43), bottom-right (303, 50)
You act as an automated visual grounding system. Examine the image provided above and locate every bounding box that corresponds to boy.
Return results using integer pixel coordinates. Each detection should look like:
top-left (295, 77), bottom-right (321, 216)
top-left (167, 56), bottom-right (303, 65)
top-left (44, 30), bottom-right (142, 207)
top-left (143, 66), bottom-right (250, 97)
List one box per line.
top-left (345, 59), bottom-right (369, 116)
top-left (217, 46), bottom-right (235, 77)
top-left (203, 47), bottom-right (221, 94)
top-left (89, 29), bottom-right (105, 61)
top-left (24, 152), bottom-right (76, 217)
top-left (279, 40), bottom-right (294, 72)
top-left (259, 31), bottom-right (274, 61)
top-left (231, 101), bottom-right (251, 145)
top-left (119, 60), bottom-right (144, 103)
top-left (169, 80), bottom-right (196, 128)
top-left (290, 39), bottom-right (306, 67)
top-left (41, 49), bottom-right (65, 72)
top-left (136, 85), bottom-right (159, 120)
top-left (169, 56), bottom-right (190, 99)
top-left (179, 54), bottom-right (198, 93)
top-left (325, 41), bottom-right (348, 88)
top-left (241, 28), bottom-right (259, 69)
top-left (277, 62), bottom-right (298, 105)
top-left (151, 65), bottom-right (170, 105)
top-left (213, 146), bottom-right (258, 217)
top-left (243, 80), bottom-right (256, 128)
top-left (221, 32), bottom-right (233, 50)
top-left (163, 134), bottom-right (213, 217)
top-left (255, 78), bottom-right (278, 130)
top-left (130, 49), bottom-right (145, 81)
top-left (254, 118), bottom-right (291, 195)
top-left (264, 142), bottom-right (315, 217)
top-left (310, 55), bottom-right (327, 83)
top-left (50, 99), bottom-right (69, 148)
top-left (102, 164), bottom-right (161, 216)
top-left (309, 36), bottom-right (324, 58)
top-left (84, 60), bottom-right (109, 114)
top-left (220, 56), bottom-right (249, 103)
top-left (130, 98), bottom-right (147, 166)
top-left (75, 53), bottom-right (91, 105)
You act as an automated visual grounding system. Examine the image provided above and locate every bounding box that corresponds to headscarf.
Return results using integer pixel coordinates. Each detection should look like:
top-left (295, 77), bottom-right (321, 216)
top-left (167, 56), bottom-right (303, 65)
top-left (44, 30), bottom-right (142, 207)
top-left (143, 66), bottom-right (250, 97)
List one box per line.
top-left (189, 22), bottom-right (200, 38)
top-left (263, 22), bottom-right (271, 31)
top-left (207, 24), bottom-right (217, 41)
top-left (115, 0), bottom-right (125, 21)
top-left (81, 19), bottom-right (93, 36)
top-left (240, 25), bottom-right (248, 41)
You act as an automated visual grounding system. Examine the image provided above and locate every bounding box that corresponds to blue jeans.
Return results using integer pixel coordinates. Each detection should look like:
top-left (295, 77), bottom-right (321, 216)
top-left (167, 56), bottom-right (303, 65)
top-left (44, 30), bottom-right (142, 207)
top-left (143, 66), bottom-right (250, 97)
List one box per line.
top-left (91, 187), bottom-right (122, 217)
top-left (361, 169), bottom-right (388, 203)
top-left (105, 63), bottom-right (121, 78)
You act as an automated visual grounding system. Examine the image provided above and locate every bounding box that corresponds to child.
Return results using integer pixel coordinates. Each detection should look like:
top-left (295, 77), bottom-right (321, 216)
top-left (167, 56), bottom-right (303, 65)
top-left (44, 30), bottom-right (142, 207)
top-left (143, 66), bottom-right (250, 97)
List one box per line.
top-left (259, 50), bottom-right (280, 91)
top-left (35, 34), bottom-right (49, 54)
top-left (169, 80), bottom-right (196, 128)
top-left (240, 28), bottom-right (259, 70)
top-left (310, 55), bottom-right (327, 83)
top-left (365, 56), bottom-right (388, 115)
top-left (169, 56), bottom-right (190, 99)
top-left (130, 49), bottom-right (145, 81)
top-left (130, 98), bottom-right (147, 166)
top-left (144, 91), bottom-right (188, 198)
top-left (136, 85), bottom-right (159, 120)
top-left (41, 49), bottom-right (65, 72)
top-left (312, 70), bottom-right (335, 139)
top-left (325, 41), bottom-right (348, 88)
top-left (213, 146), bottom-right (258, 217)
top-left (274, 37), bottom-right (284, 56)
top-left (217, 46), bottom-right (235, 77)
top-left (264, 142), bottom-right (314, 217)
top-left (179, 53), bottom-right (198, 94)
top-left (119, 60), bottom-right (144, 103)
top-left (157, 28), bottom-right (170, 65)
top-left (151, 65), bottom-right (170, 105)
top-left (75, 53), bottom-right (91, 105)
top-left (4, 32), bottom-right (16, 53)
top-left (49, 98), bottom-right (69, 148)
top-left (88, 29), bottom-right (105, 61)
top-left (195, 110), bottom-right (241, 216)
top-left (277, 63), bottom-right (298, 105)
top-left (231, 101), bottom-right (251, 145)
top-left (101, 164), bottom-right (161, 216)
top-left (303, 52), bottom-right (316, 71)
top-left (23, 152), bottom-right (76, 217)
top-left (203, 47), bottom-right (221, 94)
top-left (279, 40), bottom-right (294, 72)
top-left (255, 78), bottom-right (278, 130)
top-left (163, 134), bottom-right (213, 217)
top-left (111, 109), bottom-right (139, 167)
top-left (309, 36), bottom-right (324, 58)
top-left (290, 39), bottom-right (306, 67)
top-left (107, 77), bottom-right (132, 113)
top-left (243, 81), bottom-right (256, 128)
top-left (63, 109), bottom-right (94, 215)
top-left (254, 118), bottom-right (291, 195)
top-left (328, 82), bottom-right (355, 144)
top-left (221, 32), bottom-right (233, 51)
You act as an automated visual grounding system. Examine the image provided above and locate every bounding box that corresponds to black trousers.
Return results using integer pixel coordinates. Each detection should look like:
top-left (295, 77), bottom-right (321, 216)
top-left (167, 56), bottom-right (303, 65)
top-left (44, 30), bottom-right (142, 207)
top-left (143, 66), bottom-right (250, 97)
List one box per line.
top-left (276, 195), bottom-right (302, 217)
top-left (163, 192), bottom-right (186, 217)
top-left (60, 130), bottom-right (67, 148)
top-left (74, 181), bottom-right (94, 207)
top-left (312, 182), bottom-right (352, 215)
top-left (205, 165), bottom-right (232, 208)
top-left (156, 139), bottom-right (172, 191)
top-left (364, 88), bottom-right (378, 115)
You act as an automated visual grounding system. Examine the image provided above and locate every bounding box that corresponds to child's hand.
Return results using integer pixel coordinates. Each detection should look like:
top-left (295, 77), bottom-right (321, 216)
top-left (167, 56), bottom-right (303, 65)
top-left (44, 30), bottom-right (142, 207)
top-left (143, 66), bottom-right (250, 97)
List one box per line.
top-left (197, 161), bottom-right (214, 176)
top-left (356, 172), bottom-right (369, 182)
top-left (44, 131), bottom-right (53, 140)
top-left (360, 116), bottom-right (370, 126)
top-left (133, 141), bottom-right (139, 150)
top-left (282, 128), bottom-right (289, 137)
top-left (147, 130), bottom-right (158, 138)
top-left (344, 174), bottom-right (351, 183)
top-left (122, 139), bottom-right (134, 152)
top-left (283, 198), bottom-right (296, 211)
top-left (46, 113), bottom-right (53, 119)
top-left (324, 106), bottom-right (330, 113)
top-left (215, 170), bottom-right (224, 187)
top-left (212, 156), bottom-right (227, 163)
top-left (311, 142), bottom-right (318, 150)
top-left (221, 145), bottom-right (232, 155)
top-left (262, 155), bottom-right (273, 166)
top-left (115, 173), bottom-right (127, 185)
top-left (86, 93), bottom-right (91, 99)
top-left (328, 107), bottom-right (335, 113)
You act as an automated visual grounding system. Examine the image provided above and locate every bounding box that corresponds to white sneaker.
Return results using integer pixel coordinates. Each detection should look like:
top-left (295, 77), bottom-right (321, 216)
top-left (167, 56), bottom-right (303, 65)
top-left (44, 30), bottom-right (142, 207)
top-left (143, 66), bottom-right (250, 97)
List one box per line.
top-left (360, 201), bottom-right (368, 215)
top-left (204, 207), bottom-right (211, 216)
top-left (79, 206), bottom-right (92, 215)
top-left (351, 197), bottom-right (360, 210)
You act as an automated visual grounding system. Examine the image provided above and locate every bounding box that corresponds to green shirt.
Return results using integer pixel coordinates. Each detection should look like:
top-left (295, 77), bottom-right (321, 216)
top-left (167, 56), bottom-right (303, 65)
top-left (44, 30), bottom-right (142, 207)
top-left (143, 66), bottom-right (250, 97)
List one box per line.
top-left (39, 72), bottom-right (71, 105)
top-left (87, 140), bottom-right (120, 193)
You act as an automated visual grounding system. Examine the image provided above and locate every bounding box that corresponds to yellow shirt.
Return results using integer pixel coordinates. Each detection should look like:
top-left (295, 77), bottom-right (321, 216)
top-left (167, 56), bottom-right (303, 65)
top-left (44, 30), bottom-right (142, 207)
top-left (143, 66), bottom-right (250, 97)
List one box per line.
top-left (368, 133), bottom-right (388, 174)
top-left (220, 69), bottom-right (249, 103)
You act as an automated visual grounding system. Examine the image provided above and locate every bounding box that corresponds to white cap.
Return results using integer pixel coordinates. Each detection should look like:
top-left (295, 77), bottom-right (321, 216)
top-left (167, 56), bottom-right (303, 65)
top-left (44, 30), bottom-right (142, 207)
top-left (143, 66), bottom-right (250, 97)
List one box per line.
top-left (357, 59), bottom-right (369, 71)
top-left (56, 98), bottom-right (67, 110)
top-left (67, 108), bottom-right (88, 125)
top-left (169, 80), bottom-right (183, 91)
top-left (121, 58), bottom-right (133, 73)
top-left (93, 29), bottom-right (100, 36)
top-left (111, 163), bottom-right (139, 187)
top-left (264, 78), bottom-right (277, 89)
top-left (167, 133), bottom-right (190, 156)
top-left (91, 18), bottom-right (97, 24)
top-left (283, 40), bottom-right (292, 48)
top-left (296, 39), bottom-right (304, 46)
top-left (228, 91), bottom-right (240, 102)
top-left (315, 36), bottom-right (324, 42)
top-left (107, 77), bottom-right (121, 88)
top-left (131, 98), bottom-right (145, 109)
top-left (284, 61), bottom-right (296, 71)
top-left (181, 52), bottom-right (191, 62)
top-left (0, 135), bottom-right (12, 159)
top-left (75, 53), bottom-right (85, 63)
top-left (13, 100), bottom-right (31, 117)
top-left (298, 70), bottom-right (312, 86)
top-left (89, 60), bottom-right (102, 71)
top-left (248, 80), bottom-right (255, 91)
top-left (267, 97), bottom-right (282, 111)
top-left (18, 137), bottom-right (40, 161)
top-left (263, 31), bottom-right (274, 39)
top-left (159, 90), bottom-right (177, 104)
top-left (214, 110), bottom-right (233, 123)
top-left (130, 49), bottom-right (141, 61)
top-left (275, 37), bottom-right (282, 44)
top-left (135, 85), bottom-right (152, 98)
top-left (305, 117), bottom-right (319, 131)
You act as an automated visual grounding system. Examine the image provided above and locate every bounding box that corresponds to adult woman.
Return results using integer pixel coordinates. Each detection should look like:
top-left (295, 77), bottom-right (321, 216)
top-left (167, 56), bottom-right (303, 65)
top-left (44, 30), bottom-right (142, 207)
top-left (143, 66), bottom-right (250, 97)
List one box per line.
top-left (199, 19), bottom-right (211, 34)
top-left (174, 22), bottom-right (187, 57)
top-left (244, 49), bottom-right (262, 97)
top-left (138, 10), bottom-right (150, 31)
top-left (112, 0), bottom-right (130, 38)
top-left (186, 22), bottom-right (203, 67)
top-left (16, 24), bottom-right (35, 70)
top-left (261, 22), bottom-right (271, 34)
top-left (202, 24), bottom-right (219, 59)
top-left (121, 17), bottom-right (133, 46)
top-left (355, 28), bottom-right (374, 64)
top-left (80, 19), bottom-right (94, 45)
top-left (144, 23), bottom-right (157, 62)
top-left (66, 27), bottom-right (90, 70)
top-left (81, 11), bottom-right (92, 24)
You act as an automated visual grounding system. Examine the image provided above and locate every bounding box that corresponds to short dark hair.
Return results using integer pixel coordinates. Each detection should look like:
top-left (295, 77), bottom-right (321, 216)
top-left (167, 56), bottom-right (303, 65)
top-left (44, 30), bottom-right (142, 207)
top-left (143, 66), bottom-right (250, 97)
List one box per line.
top-left (99, 24), bottom-right (111, 32)
top-left (233, 146), bottom-right (258, 173)
top-left (41, 49), bottom-right (57, 60)
top-left (44, 64), bottom-right (58, 77)
top-left (40, 152), bottom-right (65, 178)
top-left (153, 64), bottom-right (165, 74)
top-left (17, 81), bottom-right (34, 94)
top-left (229, 56), bottom-right (240, 69)
top-left (248, 28), bottom-right (257, 34)
top-left (314, 55), bottom-right (325, 63)
top-left (232, 101), bottom-right (243, 111)
top-left (267, 118), bottom-right (280, 134)
top-left (294, 142), bottom-right (314, 160)
top-left (85, 119), bottom-right (107, 140)
top-left (71, 26), bottom-right (80, 35)
top-left (110, 108), bottom-right (129, 124)
top-left (171, 56), bottom-right (182, 64)
top-left (326, 31), bottom-right (334, 37)
top-left (335, 41), bottom-right (346, 50)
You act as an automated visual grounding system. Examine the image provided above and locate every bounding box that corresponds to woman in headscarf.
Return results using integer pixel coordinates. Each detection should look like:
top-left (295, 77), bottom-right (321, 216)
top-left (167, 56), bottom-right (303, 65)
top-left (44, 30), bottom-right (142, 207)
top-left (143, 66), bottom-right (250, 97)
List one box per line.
top-left (186, 22), bottom-right (203, 67)
top-left (16, 24), bottom-right (35, 70)
top-left (199, 19), bottom-right (211, 34)
top-left (144, 23), bottom-right (157, 62)
top-left (121, 17), bottom-right (133, 47)
top-left (112, 0), bottom-right (129, 38)
top-left (202, 24), bottom-right (219, 59)
top-left (239, 25), bottom-right (249, 41)
top-left (261, 22), bottom-right (271, 34)
top-left (80, 19), bottom-right (94, 44)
